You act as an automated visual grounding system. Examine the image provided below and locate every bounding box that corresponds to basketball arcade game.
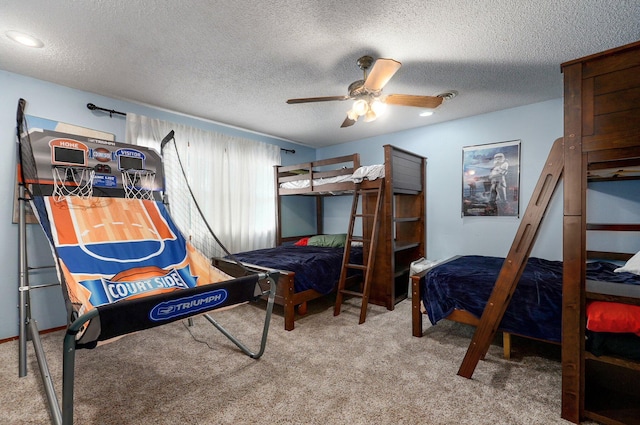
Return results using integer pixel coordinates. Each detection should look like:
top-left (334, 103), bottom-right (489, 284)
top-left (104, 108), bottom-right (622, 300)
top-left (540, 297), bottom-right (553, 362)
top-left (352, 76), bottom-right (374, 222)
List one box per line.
top-left (15, 99), bottom-right (278, 425)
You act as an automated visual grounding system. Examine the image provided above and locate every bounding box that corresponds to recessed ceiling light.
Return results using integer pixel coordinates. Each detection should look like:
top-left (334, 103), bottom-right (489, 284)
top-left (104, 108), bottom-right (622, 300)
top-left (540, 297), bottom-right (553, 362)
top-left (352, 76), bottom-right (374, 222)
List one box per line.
top-left (5, 30), bottom-right (44, 48)
top-left (419, 110), bottom-right (434, 117)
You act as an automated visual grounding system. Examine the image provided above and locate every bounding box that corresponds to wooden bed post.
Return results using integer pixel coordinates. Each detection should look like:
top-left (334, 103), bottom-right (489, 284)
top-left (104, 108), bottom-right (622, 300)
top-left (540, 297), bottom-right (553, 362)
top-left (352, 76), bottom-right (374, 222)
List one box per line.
top-left (274, 164), bottom-right (282, 246)
top-left (315, 195), bottom-right (323, 235)
top-left (457, 137), bottom-right (564, 379)
top-left (411, 274), bottom-right (424, 337)
top-left (560, 61), bottom-right (585, 424)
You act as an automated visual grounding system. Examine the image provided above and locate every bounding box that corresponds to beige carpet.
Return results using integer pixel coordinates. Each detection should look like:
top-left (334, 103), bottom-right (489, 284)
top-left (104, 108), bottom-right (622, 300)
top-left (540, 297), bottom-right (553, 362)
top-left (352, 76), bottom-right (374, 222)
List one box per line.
top-left (0, 297), bottom-right (588, 424)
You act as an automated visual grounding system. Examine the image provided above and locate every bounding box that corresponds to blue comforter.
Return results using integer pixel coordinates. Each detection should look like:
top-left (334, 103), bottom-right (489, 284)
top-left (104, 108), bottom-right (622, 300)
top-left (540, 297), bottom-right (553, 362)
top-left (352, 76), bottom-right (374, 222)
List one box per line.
top-left (421, 255), bottom-right (639, 343)
top-left (231, 245), bottom-right (362, 294)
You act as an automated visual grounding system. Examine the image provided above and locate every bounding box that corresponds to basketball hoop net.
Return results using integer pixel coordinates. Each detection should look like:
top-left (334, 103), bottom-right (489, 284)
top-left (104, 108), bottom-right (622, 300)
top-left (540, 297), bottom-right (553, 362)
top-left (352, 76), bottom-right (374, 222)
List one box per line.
top-left (52, 166), bottom-right (95, 202)
top-left (122, 169), bottom-right (156, 200)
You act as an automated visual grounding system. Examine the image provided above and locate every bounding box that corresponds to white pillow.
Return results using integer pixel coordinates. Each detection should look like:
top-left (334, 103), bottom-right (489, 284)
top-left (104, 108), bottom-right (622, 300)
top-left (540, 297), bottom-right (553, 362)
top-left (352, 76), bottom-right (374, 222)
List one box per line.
top-left (614, 251), bottom-right (640, 275)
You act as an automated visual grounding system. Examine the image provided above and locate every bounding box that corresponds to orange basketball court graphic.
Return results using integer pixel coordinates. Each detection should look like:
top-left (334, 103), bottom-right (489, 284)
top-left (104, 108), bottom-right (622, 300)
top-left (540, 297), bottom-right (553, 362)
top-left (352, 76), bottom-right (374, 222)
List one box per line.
top-left (47, 197), bottom-right (176, 262)
top-left (46, 196), bottom-right (233, 309)
top-left (47, 197), bottom-right (174, 251)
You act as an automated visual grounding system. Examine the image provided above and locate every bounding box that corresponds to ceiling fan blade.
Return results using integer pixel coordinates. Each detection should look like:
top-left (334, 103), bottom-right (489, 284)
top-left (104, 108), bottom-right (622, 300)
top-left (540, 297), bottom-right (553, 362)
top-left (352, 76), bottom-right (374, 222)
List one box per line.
top-left (384, 94), bottom-right (444, 109)
top-left (340, 116), bottom-right (356, 128)
top-left (363, 58), bottom-right (402, 91)
top-left (287, 95), bottom-right (350, 104)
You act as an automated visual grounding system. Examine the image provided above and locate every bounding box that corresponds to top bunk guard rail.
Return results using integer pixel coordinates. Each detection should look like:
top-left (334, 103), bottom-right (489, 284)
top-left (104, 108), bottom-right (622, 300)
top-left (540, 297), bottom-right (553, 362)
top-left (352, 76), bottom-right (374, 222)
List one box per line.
top-left (586, 145), bottom-right (640, 182)
top-left (15, 98), bottom-right (278, 425)
top-left (276, 153), bottom-right (361, 195)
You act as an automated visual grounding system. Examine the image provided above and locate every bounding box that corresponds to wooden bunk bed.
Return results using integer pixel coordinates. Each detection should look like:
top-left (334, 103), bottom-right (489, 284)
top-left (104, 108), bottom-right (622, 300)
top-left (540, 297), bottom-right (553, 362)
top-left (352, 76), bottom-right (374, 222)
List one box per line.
top-left (561, 40), bottom-right (640, 425)
top-left (214, 153), bottom-right (364, 331)
top-left (215, 145), bottom-right (426, 331)
top-left (431, 41), bottom-right (640, 423)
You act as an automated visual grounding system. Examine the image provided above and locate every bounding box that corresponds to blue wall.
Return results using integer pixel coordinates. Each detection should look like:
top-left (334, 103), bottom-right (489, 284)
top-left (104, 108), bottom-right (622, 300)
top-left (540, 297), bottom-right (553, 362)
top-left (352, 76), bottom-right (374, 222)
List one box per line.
top-left (318, 100), bottom-right (566, 262)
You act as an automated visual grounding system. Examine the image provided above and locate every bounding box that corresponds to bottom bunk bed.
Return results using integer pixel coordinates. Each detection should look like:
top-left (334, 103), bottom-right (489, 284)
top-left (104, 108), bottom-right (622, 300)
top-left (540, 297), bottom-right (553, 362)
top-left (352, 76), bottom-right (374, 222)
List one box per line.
top-left (214, 152), bottom-right (385, 331)
top-left (411, 255), bottom-right (640, 358)
top-left (572, 202), bottom-right (640, 424)
top-left (214, 237), bottom-right (364, 331)
top-left (582, 255), bottom-right (640, 424)
top-left (585, 252), bottom-right (640, 358)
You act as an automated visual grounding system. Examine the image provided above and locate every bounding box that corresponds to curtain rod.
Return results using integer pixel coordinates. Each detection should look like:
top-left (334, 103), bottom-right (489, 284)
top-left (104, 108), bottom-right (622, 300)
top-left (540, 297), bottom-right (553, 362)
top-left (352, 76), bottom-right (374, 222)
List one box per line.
top-left (88, 102), bottom-right (296, 154)
top-left (86, 103), bottom-right (126, 117)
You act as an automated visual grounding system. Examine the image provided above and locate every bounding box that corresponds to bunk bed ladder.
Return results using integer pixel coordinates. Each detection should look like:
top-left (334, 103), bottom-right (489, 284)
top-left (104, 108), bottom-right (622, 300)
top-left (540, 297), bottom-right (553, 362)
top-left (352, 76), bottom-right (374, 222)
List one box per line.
top-left (457, 137), bottom-right (564, 378)
top-left (334, 179), bottom-right (384, 324)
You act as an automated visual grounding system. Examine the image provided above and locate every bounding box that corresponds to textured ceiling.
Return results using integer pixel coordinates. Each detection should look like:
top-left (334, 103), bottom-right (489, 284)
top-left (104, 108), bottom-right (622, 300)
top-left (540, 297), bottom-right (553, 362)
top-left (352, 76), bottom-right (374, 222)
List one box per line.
top-left (1, 1), bottom-right (639, 148)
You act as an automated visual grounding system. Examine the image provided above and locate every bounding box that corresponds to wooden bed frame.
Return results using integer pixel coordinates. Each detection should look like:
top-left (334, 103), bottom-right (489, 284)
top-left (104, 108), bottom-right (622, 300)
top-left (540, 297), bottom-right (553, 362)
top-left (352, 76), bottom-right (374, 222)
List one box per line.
top-left (218, 145), bottom-right (427, 331)
top-left (452, 40), bottom-right (640, 424)
top-left (214, 154), bottom-right (362, 331)
top-left (561, 40), bottom-right (640, 425)
top-left (278, 153), bottom-right (362, 330)
top-left (410, 269), bottom-right (552, 360)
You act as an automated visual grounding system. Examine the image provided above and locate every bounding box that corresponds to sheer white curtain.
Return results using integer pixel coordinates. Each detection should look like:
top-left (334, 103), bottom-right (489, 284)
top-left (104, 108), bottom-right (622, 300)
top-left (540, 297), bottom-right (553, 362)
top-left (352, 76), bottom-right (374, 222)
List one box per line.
top-left (125, 113), bottom-right (280, 254)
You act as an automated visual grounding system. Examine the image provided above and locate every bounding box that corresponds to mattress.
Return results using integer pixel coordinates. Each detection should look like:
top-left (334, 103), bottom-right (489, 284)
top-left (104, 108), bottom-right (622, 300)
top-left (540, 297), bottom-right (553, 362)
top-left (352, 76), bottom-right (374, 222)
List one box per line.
top-left (279, 164), bottom-right (384, 189)
top-left (420, 255), bottom-right (640, 342)
top-left (232, 245), bottom-right (363, 294)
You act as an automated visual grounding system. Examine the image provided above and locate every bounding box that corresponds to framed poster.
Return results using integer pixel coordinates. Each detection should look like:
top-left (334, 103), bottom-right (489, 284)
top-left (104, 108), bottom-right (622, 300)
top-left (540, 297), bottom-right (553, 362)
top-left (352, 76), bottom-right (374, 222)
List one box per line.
top-left (462, 140), bottom-right (520, 217)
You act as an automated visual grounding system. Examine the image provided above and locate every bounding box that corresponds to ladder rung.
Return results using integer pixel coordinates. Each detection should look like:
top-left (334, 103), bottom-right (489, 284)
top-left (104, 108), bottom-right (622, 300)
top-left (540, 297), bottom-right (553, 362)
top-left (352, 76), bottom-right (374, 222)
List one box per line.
top-left (340, 289), bottom-right (364, 298)
top-left (334, 178), bottom-right (383, 324)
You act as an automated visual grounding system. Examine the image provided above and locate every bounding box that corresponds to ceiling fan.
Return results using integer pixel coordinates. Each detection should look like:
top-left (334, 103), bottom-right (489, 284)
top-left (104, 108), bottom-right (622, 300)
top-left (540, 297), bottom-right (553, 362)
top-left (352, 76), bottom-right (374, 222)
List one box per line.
top-left (286, 55), bottom-right (446, 128)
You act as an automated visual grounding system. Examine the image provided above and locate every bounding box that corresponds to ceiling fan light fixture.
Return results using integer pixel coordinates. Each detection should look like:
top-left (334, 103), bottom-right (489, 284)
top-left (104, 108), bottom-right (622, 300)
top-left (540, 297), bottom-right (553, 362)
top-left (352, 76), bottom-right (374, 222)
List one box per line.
top-left (370, 99), bottom-right (386, 116)
top-left (287, 55), bottom-right (446, 129)
top-left (363, 109), bottom-right (377, 122)
top-left (352, 99), bottom-right (368, 116)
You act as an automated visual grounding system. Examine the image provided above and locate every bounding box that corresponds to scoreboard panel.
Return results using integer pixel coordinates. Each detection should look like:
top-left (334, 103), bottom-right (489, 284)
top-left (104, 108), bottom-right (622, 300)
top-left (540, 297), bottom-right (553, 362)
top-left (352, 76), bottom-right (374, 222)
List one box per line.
top-left (26, 128), bottom-right (164, 194)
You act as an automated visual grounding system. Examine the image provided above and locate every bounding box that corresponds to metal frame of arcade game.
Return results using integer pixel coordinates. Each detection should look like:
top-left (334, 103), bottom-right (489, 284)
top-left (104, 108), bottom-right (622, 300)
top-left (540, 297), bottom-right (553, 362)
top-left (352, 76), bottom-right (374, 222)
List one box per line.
top-left (15, 98), bottom-right (278, 425)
